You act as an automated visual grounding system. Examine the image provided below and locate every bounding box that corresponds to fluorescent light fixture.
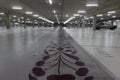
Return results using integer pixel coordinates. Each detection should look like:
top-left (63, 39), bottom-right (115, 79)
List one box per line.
top-left (108, 20), bottom-right (112, 22)
top-left (84, 17), bottom-right (89, 20)
top-left (66, 15), bottom-right (69, 17)
top-left (38, 17), bottom-right (42, 19)
top-left (97, 14), bottom-right (103, 17)
top-left (55, 14), bottom-right (58, 17)
top-left (12, 6), bottom-right (22, 10)
top-left (79, 15), bottom-right (83, 17)
top-left (101, 18), bottom-right (104, 20)
top-left (25, 11), bottom-right (33, 14)
top-left (0, 12), bottom-right (5, 15)
top-left (13, 15), bottom-right (16, 17)
top-left (90, 16), bottom-right (94, 19)
top-left (59, 3), bottom-right (62, 5)
top-left (86, 4), bottom-right (98, 7)
top-left (108, 11), bottom-right (116, 14)
top-left (21, 17), bottom-right (24, 19)
top-left (107, 13), bottom-right (112, 16)
top-left (64, 16), bottom-right (76, 24)
top-left (49, 0), bottom-right (53, 5)
top-left (73, 14), bottom-right (79, 16)
top-left (116, 20), bottom-right (120, 22)
top-left (55, 15), bottom-right (60, 24)
top-left (112, 16), bottom-right (116, 18)
top-left (78, 10), bottom-right (86, 13)
top-left (33, 14), bottom-right (39, 17)
top-left (39, 17), bottom-right (54, 24)
top-left (53, 10), bottom-right (56, 13)
top-left (27, 18), bottom-right (30, 20)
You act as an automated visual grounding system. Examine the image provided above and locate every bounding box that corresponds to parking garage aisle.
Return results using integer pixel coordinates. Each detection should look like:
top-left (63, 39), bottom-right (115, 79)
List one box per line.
top-left (0, 27), bottom-right (56, 80)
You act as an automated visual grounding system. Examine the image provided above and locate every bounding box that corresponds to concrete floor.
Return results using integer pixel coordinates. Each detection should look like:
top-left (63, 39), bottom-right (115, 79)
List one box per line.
top-left (0, 27), bottom-right (120, 80)
top-left (0, 27), bottom-right (55, 80)
top-left (65, 27), bottom-right (120, 79)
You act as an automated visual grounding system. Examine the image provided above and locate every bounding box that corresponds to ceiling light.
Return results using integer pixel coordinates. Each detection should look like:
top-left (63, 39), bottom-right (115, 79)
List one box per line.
top-left (84, 17), bottom-right (89, 20)
top-left (13, 15), bottom-right (16, 17)
top-left (66, 15), bottom-right (69, 17)
top-left (12, 6), bottom-right (22, 10)
top-left (116, 20), bottom-right (120, 22)
top-left (39, 17), bottom-right (54, 24)
top-left (49, 0), bottom-right (53, 5)
top-left (101, 18), bottom-right (104, 20)
top-left (21, 17), bottom-right (24, 19)
top-left (0, 12), bottom-right (5, 15)
top-left (97, 14), bottom-right (103, 17)
top-left (86, 4), bottom-right (98, 7)
top-left (59, 3), bottom-right (62, 5)
top-left (27, 18), bottom-right (30, 20)
top-left (55, 14), bottom-right (60, 24)
top-left (107, 13), bottom-right (112, 16)
top-left (108, 11), bottom-right (116, 14)
top-left (90, 16), bottom-right (94, 19)
top-left (64, 17), bottom-right (76, 24)
top-left (108, 20), bottom-right (112, 22)
top-left (79, 15), bottom-right (83, 17)
top-left (112, 16), bottom-right (116, 18)
top-left (38, 17), bottom-right (42, 19)
top-left (73, 14), bottom-right (79, 16)
top-left (78, 10), bottom-right (86, 13)
top-left (33, 14), bottom-right (39, 17)
top-left (53, 10), bottom-right (56, 13)
top-left (25, 11), bottom-right (33, 14)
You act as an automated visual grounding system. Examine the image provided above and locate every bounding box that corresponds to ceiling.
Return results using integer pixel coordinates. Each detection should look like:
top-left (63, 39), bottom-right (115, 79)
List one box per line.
top-left (0, 0), bottom-right (120, 23)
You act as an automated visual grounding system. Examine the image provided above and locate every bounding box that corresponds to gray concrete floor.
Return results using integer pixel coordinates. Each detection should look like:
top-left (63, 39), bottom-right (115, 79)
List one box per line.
top-left (65, 27), bottom-right (120, 79)
top-left (0, 27), bottom-right (120, 80)
top-left (0, 27), bottom-right (55, 80)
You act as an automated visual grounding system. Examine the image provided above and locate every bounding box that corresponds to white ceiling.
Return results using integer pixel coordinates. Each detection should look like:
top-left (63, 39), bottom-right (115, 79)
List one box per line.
top-left (0, 0), bottom-right (120, 23)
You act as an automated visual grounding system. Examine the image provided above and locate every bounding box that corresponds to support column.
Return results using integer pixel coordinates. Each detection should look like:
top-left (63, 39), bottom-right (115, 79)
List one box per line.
top-left (82, 18), bottom-right (85, 28)
top-left (24, 17), bottom-right (26, 28)
top-left (93, 15), bottom-right (97, 30)
top-left (6, 13), bottom-right (11, 29)
top-left (32, 20), bottom-right (35, 28)
top-left (111, 20), bottom-right (114, 25)
top-left (38, 22), bottom-right (40, 28)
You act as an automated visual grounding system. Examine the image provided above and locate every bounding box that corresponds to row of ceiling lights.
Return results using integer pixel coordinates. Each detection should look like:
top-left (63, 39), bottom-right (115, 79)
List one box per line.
top-left (0, 5), bottom-right (54, 24)
top-left (48, 0), bottom-right (99, 24)
top-left (64, 10), bottom-right (117, 24)
top-left (64, 3), bottom-right (99, 24)
top-left (0, 13), bottom-right (49, 24)
top-left (64, 2), bottom-right (119, 24)
top-left (48, 0), bottom-right (61, 24)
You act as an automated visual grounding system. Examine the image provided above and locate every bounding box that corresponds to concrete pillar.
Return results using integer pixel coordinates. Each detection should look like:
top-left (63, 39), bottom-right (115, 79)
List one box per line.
top-left (6, 13), bottom-right (11, 29)
top-left (32, 20), bottom-right (35, 28)
top-left (82, 19), bottom-right (85, 28)
top-left (24, 17), bottom-right (26, 28)
top-left (93, 15), bottom-right (97, 30)
top-left (38, 22), bottom-right (41, 27)
top-left (111, 20), bottom-right (114, 25)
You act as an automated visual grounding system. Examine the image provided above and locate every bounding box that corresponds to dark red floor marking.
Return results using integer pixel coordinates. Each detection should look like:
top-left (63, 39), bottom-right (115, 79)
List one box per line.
top-left (29, 29), bottom-right (94, 80)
